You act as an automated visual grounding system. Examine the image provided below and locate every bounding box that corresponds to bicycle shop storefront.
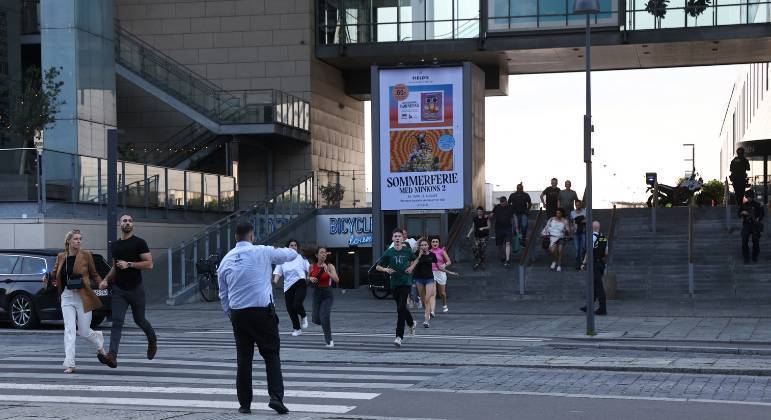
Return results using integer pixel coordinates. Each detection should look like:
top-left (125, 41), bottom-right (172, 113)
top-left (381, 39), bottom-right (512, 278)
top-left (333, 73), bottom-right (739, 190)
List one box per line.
top-left (315, 210), bottom-right (373, 289)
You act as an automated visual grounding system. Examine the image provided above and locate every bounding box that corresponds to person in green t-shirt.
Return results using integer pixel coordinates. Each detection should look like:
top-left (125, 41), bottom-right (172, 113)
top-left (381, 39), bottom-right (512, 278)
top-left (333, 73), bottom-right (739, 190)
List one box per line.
top-left (376, 228), bottom-right (417, 347)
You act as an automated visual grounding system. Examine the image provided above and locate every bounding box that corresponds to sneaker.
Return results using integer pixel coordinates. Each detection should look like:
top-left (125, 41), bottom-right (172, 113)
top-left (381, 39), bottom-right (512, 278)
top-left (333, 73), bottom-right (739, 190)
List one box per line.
top-left (430, 312), bottom-right (436, 319)
top-left (291, 329), bottom-right (302, 337)
top-left (443, 305), bottom-right (449, 313)
top-left (504, 261), bottom-right (511, 268)
top-left (268, 399), bottom-right (289, 415)
top-left (423, 321), bottom-right (430, 328)
top-left (147, 338), bottom-right (157, 360)
top-left (394, 337), bottom-right (402, 347)
top-left (556, 266), bottom-right (562, 272)
top-left (301, 317), bottom-right (308, 329)
top-left (550, 262), bottom-right (556, 270)
top-left (408, 323), bottom-right (416, 337)
top-left (325, 340), bottom-right (334, 348)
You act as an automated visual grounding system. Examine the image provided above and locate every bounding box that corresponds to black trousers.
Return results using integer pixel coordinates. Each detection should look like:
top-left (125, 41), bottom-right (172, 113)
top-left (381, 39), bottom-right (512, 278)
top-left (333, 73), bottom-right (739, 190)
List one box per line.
top-left (742, 224), bottom-right (761, 260)
top-left (109, 283), bottom-right (156, 355)
top-left (284, 281), bottom-right (307, 330)
top-left (733, 182), bottom-right (747, 207)
top-left (231, 307), bottom-right (284, 408)
top-left (392, 285), bottom-right (414, 338)
top-left (312, 288), bottom-right (334, 344)
top-left (593, 263), bottom-right (607, 312)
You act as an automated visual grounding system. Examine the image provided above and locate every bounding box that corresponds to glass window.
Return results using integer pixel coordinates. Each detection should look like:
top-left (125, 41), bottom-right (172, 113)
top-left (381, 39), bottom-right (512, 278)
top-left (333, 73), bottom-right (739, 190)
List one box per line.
top-left (204, 174), bottom-right (219, 211)
top-left (168, 169), bottom-right (185, 209)
top-left (455, 0), bottom-right (479, 19)
top-left (146, 166), bottom-right (167, 208)
top-left (79, 156), bottom-right (99, 203)
top-left (187, 172), bottom-right (203, 210)
top-left (0, 255), bottom-right (19, 274)
top-left (20, 257), bottom-right (47, 275)
top-left (44, 150), bottom-right (74, 202)
top-left (123, 162), bottom-right (146, 207)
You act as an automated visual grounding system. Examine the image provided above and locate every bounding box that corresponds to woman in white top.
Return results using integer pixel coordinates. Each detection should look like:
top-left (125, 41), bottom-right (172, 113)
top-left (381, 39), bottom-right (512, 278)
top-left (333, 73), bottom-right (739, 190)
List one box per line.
top-left (272, 239), bottom-right (310, 336)
top-left (542, 208), bottom-right (570, 272)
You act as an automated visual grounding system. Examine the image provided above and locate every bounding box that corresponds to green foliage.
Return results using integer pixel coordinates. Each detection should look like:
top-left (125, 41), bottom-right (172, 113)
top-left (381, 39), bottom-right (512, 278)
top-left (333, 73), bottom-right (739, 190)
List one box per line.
top-left (319, 183), bottom-right (345, 208)
top-left (644, 0), bottom-right (670, 18)
top-left (685, 0), bottom-right (710, 18)
top-left (0, 66), bottom-right (65, 145)
top-left (696, 179), bottom-right (726, 206)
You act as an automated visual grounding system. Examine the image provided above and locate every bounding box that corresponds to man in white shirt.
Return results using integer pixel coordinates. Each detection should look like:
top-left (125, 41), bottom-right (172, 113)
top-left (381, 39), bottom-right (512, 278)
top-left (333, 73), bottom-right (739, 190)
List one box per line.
top-left (272, 239), bottom-right (310, 336)
top-left (217, 223), bottom-right (297, 415)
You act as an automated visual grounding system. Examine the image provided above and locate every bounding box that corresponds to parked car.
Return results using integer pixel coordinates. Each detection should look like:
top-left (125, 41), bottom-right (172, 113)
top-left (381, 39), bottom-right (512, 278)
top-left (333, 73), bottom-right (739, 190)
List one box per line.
top-left (0, 249), bottom-right (112, 329)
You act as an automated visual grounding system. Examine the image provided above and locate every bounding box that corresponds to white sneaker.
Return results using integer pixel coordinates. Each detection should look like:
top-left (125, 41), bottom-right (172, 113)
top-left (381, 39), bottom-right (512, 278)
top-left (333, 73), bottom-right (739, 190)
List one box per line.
top-left (325, 340), bottom-right (334, 348)
top-left (301, 317), bottom-right (308, 329)
top-left (443, 305), bottom-right (449, 313)
top-left (556, 266), bottom-right (562, 272)
top-left (550, 262), bottom-right (556, 270)
top-left (393, 337), bottom-right (402, 347)
top-left (291, 329), bottom-right (302, 337)
top-left (408, 324), bottom-right (416, 337)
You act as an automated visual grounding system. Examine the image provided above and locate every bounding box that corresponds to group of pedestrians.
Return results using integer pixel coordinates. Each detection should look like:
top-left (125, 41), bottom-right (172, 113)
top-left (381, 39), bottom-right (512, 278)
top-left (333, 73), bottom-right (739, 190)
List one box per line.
top-left (730, 147), bottom-right (766, 263)
top-left (377, 229), bottom-right (457, 346)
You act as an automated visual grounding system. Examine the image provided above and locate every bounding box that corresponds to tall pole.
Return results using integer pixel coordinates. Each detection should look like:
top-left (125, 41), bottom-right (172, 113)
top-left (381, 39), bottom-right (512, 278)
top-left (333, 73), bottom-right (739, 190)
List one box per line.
top-left (583, 13), bottom-right (595, 335)
top-left (107, 129), bottom-right (118, 262)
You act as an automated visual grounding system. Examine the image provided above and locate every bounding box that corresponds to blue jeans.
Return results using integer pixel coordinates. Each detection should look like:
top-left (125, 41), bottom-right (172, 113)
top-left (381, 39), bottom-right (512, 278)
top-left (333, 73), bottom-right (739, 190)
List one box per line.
top-left (514, 213), bottom-right (528, 239)
top-left (574, 233), bottom-right (586, 267)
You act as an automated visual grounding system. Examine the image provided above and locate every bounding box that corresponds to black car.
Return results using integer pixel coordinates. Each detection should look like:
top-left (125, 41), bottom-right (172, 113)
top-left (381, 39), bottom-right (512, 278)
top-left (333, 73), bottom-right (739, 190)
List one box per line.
top-left (0, 249), bottom-right (112, 329)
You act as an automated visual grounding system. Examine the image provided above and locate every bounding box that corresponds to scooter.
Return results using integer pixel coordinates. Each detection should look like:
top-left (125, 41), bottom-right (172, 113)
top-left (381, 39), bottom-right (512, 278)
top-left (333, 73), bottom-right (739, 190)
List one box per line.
top-left (647, 173), bottom-right (703, 207)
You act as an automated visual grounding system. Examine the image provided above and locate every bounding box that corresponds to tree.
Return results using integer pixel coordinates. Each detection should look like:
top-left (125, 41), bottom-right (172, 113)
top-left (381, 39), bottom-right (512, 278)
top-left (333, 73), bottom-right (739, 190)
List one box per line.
top-left (696, 179), bottom-right (726, 206)
top-left (319, 183), bottom-right (345, 208)
top-left (685, 0), bottom-right (710, 18)
top-left (0, 66), bottom-right (65, 147)
top-left (644, 0), bottom-right (669, 28)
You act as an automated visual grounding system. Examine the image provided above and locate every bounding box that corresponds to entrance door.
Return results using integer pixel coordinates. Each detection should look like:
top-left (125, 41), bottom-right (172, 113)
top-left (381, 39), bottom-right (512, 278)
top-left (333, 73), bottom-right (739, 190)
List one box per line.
top-left (402, 213), bottom-right (443, 240)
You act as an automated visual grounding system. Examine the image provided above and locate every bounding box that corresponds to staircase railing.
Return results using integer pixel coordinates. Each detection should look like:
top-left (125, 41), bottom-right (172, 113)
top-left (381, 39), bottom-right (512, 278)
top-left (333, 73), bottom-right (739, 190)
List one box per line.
top-left (167, 172), bottom-right (317, 299)
top-left (517, 209), bottom-right (545, 295)
top-left (115, 23), bottom-right (310, 131)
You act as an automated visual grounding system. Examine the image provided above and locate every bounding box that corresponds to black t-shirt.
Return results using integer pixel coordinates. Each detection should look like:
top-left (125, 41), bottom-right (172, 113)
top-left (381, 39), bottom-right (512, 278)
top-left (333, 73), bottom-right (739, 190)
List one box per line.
top-left (729, 157), bottom-right (750, 181)
top-left (111, 236), bottom-right (150, 290)
top-left (492, 204), bottom-right (514, 230)
top-left (62, 255), bottom-right (76, 289)
top-left (473, 216), bottom-right (489, 238)
top-left (413, 252), bottom-right (436, 280)
top-left (542, 186), bottom-right (560, 210)
top-left (508, 191), bottom-right (532, 215)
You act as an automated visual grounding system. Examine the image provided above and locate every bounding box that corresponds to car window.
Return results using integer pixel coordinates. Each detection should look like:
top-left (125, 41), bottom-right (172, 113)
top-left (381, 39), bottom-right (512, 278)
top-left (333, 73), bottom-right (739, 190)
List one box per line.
top-left (0, 255), bottom-right (19, 274)
top-left (20, 257), bottom-right (47, 275)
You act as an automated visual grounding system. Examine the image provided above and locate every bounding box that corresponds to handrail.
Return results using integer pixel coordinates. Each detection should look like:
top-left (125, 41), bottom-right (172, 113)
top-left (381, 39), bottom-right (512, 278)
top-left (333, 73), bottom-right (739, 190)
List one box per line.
top-left (445, 206), bottom-right (472, 255)
top-left (519, 209), bottom-right (545, 266)
top-left (175, 171), bottom-right (315, 249)
top-left (687, 198), bottom-right (695, 297)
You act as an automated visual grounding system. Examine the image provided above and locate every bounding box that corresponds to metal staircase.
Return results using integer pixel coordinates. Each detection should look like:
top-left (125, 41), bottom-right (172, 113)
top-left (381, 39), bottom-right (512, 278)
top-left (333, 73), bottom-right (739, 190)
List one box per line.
top-left (166, 172), bottom-right (317, 304)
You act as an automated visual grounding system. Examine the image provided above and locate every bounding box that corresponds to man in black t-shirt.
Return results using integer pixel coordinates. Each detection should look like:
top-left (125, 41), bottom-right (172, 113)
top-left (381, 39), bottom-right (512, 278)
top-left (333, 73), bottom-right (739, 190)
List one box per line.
top-left (540, 178), bottom-right (561, 218)
top-left (97, 214), bottom-right (157, 369)
top-left (730, 147), bottom-right (751, 207)
top-left (492, 197), bottom-right (515, 267)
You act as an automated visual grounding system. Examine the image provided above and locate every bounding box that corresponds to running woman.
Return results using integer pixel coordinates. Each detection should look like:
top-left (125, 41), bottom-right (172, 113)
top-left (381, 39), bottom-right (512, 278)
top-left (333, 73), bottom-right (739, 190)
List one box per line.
top-left (309, 247), bottom-right (339, 348)
top-left (376, 229), bottom-right (416, 347)
top-left (273, 239), bottom-right (310, 337)
top-left (430, 236), bottom-right (457, 314)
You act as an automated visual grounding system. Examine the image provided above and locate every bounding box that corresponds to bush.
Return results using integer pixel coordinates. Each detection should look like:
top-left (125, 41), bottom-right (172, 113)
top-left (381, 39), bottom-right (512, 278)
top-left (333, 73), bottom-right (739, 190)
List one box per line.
top-left (696, 179), bottom-right (725, 206)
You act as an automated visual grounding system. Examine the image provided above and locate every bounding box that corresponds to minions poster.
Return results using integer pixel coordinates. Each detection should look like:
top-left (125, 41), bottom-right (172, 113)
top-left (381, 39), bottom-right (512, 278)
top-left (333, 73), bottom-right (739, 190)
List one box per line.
top-left (378, 67), bottom-right (464, 210)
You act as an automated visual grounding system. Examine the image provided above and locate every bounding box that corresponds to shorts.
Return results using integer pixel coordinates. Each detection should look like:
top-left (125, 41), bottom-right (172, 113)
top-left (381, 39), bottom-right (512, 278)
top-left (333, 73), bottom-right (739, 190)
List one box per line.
top-left (413, 278), bottom-right (434, 286)
top-left (495, 228), bottom-right (512, 246)
top-left (433, 271), bottom-right (447, 285)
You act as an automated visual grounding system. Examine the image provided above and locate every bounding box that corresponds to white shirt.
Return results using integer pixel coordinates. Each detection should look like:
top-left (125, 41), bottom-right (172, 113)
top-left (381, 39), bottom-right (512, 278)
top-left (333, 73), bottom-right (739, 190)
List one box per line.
top-left (389, 237), bottom-right (418, 253)
top-left (273, 254), bottom-right (310, 292)
top-left (217, 241), bottom-right (297, 315)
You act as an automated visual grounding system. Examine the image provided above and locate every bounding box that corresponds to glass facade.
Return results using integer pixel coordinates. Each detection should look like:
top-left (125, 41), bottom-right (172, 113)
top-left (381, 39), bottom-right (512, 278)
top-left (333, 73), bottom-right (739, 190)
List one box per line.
top-left (488, 0), bottom-right (619, 31)
top-left (627, 1), bottom-right (771, 30)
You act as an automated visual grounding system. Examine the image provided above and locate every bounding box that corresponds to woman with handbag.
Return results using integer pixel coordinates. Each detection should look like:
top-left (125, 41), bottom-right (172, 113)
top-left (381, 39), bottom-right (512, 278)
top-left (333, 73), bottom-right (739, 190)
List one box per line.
top-left (541, 208), bottom-right (570, 272)
top-left (45, 229), bottom-right (107, 373)
top-left (309, 247), bottom-right (339, 348)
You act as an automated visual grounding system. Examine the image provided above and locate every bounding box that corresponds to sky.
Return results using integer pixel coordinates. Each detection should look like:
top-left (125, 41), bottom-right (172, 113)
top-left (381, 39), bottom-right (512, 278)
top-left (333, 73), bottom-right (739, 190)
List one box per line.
top-left (365, 65), bottom-right (743, 208)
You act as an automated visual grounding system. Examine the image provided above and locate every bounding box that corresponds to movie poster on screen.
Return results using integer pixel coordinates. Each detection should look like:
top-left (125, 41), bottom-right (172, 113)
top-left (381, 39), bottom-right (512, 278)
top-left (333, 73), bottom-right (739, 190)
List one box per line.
top-left (379, 67), bottom-right (463, 210)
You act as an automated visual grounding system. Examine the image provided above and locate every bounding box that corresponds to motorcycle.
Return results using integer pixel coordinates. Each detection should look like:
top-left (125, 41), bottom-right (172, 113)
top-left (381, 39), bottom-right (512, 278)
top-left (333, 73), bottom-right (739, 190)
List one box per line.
top-left (647, 173), bottom-right (703, 207)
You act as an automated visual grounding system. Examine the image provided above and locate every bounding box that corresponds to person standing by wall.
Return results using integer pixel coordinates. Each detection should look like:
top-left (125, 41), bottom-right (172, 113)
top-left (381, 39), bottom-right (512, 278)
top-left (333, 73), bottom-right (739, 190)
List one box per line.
top-left (273, 239), bottom-right (310, 337)
top-left (309, 247), bottom-right (339, 348)
top-left (376, 229), bottom-right (417, 348)
top-left (730, 147), bottom-right (751, 207)
top-left (580, 221), bottom-right (608, 315)
top-left (98, 214), bottom-right (156, 369)
top-left (739, 190), bottom-right (764, 263)
top-left (541, 178), bottom-right (561, 219)
top-left (509, 184), bottom-right (532, 245)
top-left (46, 229), bottom-right (106, 374)
top-left (217, 222), bottom-right (296, 415)
top-left (467, 206), bottom-right (491, 270)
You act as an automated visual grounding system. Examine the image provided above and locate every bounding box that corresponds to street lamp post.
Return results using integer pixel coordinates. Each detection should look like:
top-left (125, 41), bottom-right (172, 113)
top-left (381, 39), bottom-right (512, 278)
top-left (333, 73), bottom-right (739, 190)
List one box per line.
top-left (683, 143), bottom-right (695, 177)
top-left (574, 0), bottom-right (600, 336)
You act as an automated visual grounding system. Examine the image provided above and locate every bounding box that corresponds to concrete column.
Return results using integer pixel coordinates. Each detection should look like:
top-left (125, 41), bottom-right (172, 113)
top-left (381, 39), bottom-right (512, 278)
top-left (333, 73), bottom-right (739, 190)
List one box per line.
top-left (40, 0), bottom-right (116, 158)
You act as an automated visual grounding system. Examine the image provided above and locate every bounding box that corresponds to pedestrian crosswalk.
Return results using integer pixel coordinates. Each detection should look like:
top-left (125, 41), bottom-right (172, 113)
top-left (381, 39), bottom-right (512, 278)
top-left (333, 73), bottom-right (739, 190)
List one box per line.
top-left (0, 354), bottom-right (450, 414)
